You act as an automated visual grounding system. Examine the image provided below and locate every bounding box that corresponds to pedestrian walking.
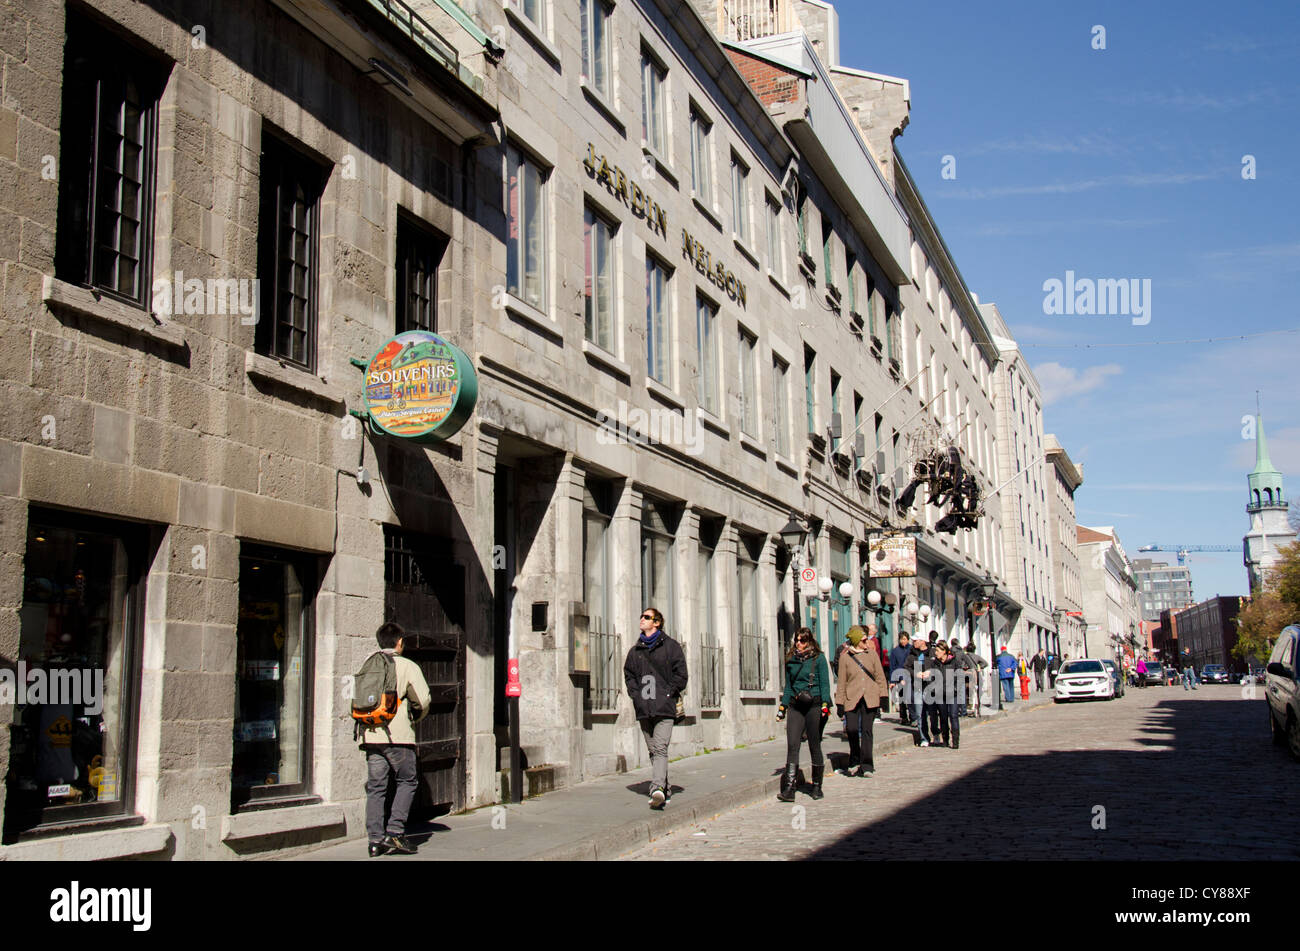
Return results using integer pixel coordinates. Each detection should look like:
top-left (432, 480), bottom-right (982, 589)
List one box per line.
top-left (963, 642), bottom-right (987, 714)
top-left (1182, 665), bottom-right (1198, 690)
top-left (1135, 655), bottom-right (1148, 688)
top-left (889, 632), bottom-right (913, 724)
top-left (904, 632), bottom-right (939, 746)
top-left (1048, 652), bottom-right (1062, 689)
top-left (834, 625), bottom-right (888, 776)
top-left (932, 640), bottom-right (962, 748)
top-left (777, 628), bottom-right (831, 801)
top-left (996, 644), bottom-right (1017, 703)
top-left (1031, 649), bottom-right (1047, 691)
top-left (623, 607), bottom-right (688, 810)
top-left (356, 622), bottom-right (432, 857)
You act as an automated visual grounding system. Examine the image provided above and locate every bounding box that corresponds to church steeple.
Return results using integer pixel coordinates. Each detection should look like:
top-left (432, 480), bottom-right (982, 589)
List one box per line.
top-left (1247, 415), bottom-right (1286, 512)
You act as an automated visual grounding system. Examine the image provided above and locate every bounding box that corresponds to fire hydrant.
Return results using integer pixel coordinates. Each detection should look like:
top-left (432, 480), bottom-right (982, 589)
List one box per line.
top-left (1019, 674), bottom-right (1030, 700)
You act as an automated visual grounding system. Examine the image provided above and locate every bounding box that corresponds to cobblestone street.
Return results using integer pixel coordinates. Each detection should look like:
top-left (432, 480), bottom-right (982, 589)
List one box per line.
top-left (619, 686), bottom-right (1299, 860)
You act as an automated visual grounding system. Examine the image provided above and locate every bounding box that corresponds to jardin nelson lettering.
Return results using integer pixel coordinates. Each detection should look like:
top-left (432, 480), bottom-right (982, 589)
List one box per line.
top-left (681, 229), bottom-right (747, 308)
top-left (583, 142), bottom-right (667, 238)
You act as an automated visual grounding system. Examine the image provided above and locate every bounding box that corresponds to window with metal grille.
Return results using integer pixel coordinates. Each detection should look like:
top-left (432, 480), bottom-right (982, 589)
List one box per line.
top-left (397, 214), bottom-right (446, 334)
top-left (54, 16), bottom-right (165, 307)
top-left (256, 133), bottom-right (326, 369)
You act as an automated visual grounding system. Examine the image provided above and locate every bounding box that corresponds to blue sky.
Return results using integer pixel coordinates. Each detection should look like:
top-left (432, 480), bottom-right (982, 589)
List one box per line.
top-left (837, 0), bottom-right (1300, 601)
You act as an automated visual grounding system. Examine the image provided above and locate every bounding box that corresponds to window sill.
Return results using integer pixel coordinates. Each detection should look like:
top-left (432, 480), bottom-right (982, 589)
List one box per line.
top-left (1, 819), bottom-right (171, 861)
top-left (692, 194), bottom-right (723, 231)
top-left (738, 689), bottom-right (776, 700)
top-left (505, 294), bottom-right (561, 342)
top-left (221, 801), bottom-right (346, 843)
top-left (581, 82), bottom-right (624, 134)
top-left (42, 275), bottom-right (188, 350)
top-left (696, 405), bottom-right (728, 438)
top-left (645, 375), bottom-right (684, 409)
top-left (505, 5), bottom-right (561, 68)
top-left (739, 431), bottom-right (766, 458)
top-left (733, 235), bottom-right (760, 269)
top-left (245, 351), bottom-right (345, 406)
top-left (582, 339), bottom-right (631, 379)
top-left (641, 144), bottom-right (678, 188)
top-left (774, 452), bottom-right (798, 478)
top-left (767, 270), bottom-right (792, 298)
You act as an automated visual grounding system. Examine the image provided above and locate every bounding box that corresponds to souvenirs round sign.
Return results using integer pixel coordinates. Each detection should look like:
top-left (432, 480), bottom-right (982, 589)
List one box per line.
top-left (362, 331), bottom-right (478, 444)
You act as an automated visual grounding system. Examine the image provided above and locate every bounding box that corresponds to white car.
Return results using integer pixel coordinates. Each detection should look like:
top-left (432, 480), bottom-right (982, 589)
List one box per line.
top-left (1054, 659), bottom-right (1116, 702)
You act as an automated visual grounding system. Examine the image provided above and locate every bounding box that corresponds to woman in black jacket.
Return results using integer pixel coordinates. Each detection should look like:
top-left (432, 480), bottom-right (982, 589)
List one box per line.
top-left (623, 607), bottom-right (688, 809)
top-left (776, 628), bottom-right (831, 802)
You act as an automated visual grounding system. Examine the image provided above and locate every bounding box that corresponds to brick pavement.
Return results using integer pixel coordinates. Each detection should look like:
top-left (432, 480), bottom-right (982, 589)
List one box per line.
top-left (618, 686), bottom-right (1299, 860)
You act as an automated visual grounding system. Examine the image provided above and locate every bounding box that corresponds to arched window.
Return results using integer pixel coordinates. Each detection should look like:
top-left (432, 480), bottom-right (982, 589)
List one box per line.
top-left (1253, 489), bottom-right (1261, 507)
top-left (1264, 488), bottom-right (1273, 504)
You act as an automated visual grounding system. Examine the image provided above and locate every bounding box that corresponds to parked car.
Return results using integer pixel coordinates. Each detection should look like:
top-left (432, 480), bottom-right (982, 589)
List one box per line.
top-left (1101, 659), bottom-right (1125, 697)
top-left (1143, 662), bottom-right (1165, 686)
top-left (1054, 659), bottom-right (1116, 702)
top-left (1201, 664), bottom-right (1229, 684)
top-left (1266, 625), bottom-right (1300, 760)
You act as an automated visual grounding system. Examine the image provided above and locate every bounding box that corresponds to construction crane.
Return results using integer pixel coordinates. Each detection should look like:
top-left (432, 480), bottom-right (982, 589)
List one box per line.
top-left (1137, 544), bottom-right (1241, 566)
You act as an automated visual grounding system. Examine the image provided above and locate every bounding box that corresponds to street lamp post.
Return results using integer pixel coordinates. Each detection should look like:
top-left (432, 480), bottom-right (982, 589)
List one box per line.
top-left (779, 515), bottom-right (808, 638)
top-left (982, 575), bottom-right (999, 713)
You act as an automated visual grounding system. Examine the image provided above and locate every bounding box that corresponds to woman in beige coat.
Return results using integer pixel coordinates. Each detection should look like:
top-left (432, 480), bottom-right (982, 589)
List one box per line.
top-left (834, 625), bottom-right (889, 776)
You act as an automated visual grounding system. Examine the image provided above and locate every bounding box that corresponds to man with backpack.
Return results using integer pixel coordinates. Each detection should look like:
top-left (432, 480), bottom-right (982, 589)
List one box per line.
top-left (354, 621), bottom-right (432, 857)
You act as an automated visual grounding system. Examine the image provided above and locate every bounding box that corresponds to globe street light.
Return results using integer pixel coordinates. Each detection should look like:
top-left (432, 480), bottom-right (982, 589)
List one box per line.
top-left (779, 515), bottom-right (808, 633)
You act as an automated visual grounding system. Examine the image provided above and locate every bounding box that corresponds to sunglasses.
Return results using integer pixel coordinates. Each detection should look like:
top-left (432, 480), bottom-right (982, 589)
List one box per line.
top-left (641, 614), bottom-right (657, 621)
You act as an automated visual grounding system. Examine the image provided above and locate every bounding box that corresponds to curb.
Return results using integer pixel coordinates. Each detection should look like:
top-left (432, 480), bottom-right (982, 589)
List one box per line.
top-left (533, 694), bottom-right (1054, 861)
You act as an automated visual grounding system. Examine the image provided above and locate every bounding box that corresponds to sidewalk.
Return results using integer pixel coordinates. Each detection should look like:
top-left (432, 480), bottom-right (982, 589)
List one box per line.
top-left (299, 687), bottom-right (1056, 862)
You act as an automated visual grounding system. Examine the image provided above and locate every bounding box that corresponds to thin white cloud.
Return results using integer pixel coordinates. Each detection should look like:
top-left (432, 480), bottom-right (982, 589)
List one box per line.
top-left (1100, 88), bottom-right (1284, 110)
top-left (1034, 361), bottom-right (1123, 406)
top-left (958, 133), bottom-right (1126, 158)
top-left (974, 217), bottom-right (1171, 237)
top-left (1086, 483), bottom-right (1239, 492)
top-left (943, 171), bottom-right (1218, 201)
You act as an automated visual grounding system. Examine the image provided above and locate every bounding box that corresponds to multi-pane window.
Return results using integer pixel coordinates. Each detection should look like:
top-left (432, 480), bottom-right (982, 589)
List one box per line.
top-left (689, 106), bottom-right (713, 205)
top-left (55, 18), bottom-right (163, 307)
top-left (641, 50), bottom-right (666, 153)
top-left (829, 370), bottom-right (841, 452)
top-left (772, 355), bottom-right (790, 457)
top-left (804, 346), bottom-right (816, 434)
top-left (696, 294), bottom-right (718, 414)
top-left (583, 478), bottom-right (614, 634)
top-left (641, 497), bottom-right (679, 614)
top-left (845, 252), bottom-right (858, 314)
top-left (506, 144), bottom-right (548, 310)
top-left (731, 153), bottom-right (750, 242)
top-left (584, 206), bottom-right (616, 351)
top-left (396, 215), bottom-right (446, 334)
top-left (233, 545), bottom-right (317, 809)
top-left (866, 275), bottom-right (877, 337)
top-left (581, 0), bottom-right (612, 96)
top-left (765, 196), bottom-right (784, 281)
top-left (736, 533), bottom-right (765, 690)
top-left (516, 0), bottom-right (546, 30)
top-left (886, 299), bottom-right (901, 364)
top-left (256, 134), bottom-right (327, 370)
top-left (796, 185), bottom-right (809, 258)
top-left (645, 255), bottom-right (671, 383)
top-left (5, 510), bottom-right (146, 841)
top-left (821, 214), bottom-right (837, 290)
top-left (738, 328), bottom-right (758, 437)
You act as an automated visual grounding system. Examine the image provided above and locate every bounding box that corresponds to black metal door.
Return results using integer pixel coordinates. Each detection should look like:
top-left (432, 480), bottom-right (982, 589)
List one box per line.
top-left (383, 526), bottom-right (466, 817)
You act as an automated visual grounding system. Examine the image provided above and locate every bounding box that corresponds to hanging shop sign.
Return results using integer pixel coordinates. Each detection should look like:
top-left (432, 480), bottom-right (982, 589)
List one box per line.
top-left (361, 331), bottom-right (478, 444)
top-left (681, 229), bottom-right (747, 308)
top-left (583, 143), bottom-right (668, 239)
top-left (867, 534), bottom-right (917, 578)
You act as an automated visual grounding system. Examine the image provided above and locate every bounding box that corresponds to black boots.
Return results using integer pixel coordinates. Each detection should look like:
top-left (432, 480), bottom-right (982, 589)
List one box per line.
top-left (777, 763), bottom-right (798, 802)
top-left (810, 764), bottom-right (824, 800)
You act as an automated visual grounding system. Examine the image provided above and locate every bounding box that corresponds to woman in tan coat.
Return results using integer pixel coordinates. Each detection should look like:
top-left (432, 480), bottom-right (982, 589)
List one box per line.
top-left (834, 625), bottom-right (889, 776)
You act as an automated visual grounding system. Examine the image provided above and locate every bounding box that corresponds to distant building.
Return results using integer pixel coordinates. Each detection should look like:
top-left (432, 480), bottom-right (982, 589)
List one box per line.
top-left (1045, 434), bottom-right (1083, 656)
top-left (1077, 525), bottom-right (1142, 661)
top-left (1243, 414), bottom-right (1296, 592)
top-left (1132, 559), bottom-right (1194, 621)
top-left (1173, 597), bottom-right (1243, 672)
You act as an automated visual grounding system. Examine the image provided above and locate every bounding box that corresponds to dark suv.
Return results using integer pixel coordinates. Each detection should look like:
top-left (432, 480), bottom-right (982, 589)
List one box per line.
top-left (1201, 664), bottom-right (1229, 684)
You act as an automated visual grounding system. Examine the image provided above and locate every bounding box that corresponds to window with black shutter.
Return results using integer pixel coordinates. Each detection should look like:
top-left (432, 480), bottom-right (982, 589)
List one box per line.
top-left (396, 214), bottom-right (446, 334)
top-left (256, 133), bottom-right (327, 370)
top-left (53, 15), bottom-right (166, 307)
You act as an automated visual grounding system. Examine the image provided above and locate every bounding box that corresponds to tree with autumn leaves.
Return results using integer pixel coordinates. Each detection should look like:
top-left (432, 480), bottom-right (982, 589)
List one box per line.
top-left (1234, 541), bottom-right (1300, 664)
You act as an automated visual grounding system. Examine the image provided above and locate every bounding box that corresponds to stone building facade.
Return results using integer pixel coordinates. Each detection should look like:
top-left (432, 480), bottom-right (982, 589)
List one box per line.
top-left (0, 0), bottom-right (1036, 860)
top-left (1045, 433), bottom-right (1085, 656)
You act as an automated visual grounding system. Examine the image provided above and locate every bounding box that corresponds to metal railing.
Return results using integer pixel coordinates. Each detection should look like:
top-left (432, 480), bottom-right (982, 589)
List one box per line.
top-left (699, 643), bottom-right (724, 707)
top-left (739, 625), bottom-right (767, 691)
top-left (363, 0), bottom-right (461, 78)
top-left (719, 0), bottom-right (794, 43)
top-left (589, 622), bottom-right (622, 711)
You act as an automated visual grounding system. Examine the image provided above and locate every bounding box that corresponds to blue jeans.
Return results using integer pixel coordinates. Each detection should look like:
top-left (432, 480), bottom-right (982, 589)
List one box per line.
top-left (365, 745), bottom-right (418, 843)
top-left (1001, 677), bottom-right (1016, 702)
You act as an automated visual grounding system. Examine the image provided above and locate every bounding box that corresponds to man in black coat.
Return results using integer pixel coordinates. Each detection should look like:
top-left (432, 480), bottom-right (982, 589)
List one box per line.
top-left (1030, 649), bottom-right (1048, 691)
top-left (624, 606), bottom-right (688, 809)
top-left (888, 633), bottom-right (913, 724)
top-left (1048, 652), bottom-right (1062, 689)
